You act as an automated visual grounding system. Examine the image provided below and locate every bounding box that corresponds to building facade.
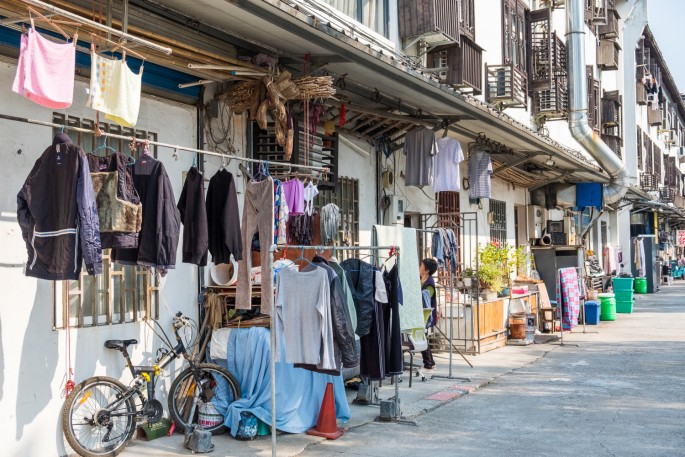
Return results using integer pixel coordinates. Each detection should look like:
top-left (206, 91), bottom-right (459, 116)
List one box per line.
top-left (0, 0), bottom-right (683, 455)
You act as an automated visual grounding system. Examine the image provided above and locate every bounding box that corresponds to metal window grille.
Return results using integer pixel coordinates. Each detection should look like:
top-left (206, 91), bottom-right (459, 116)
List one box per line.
top-left (315, 176), bottom-right (360, 258)
top-left (489, 199), bottom-right (507, 245)
top-left (436, 192), bottom-right (461, 226)
top-left (52, 113), bottom-right (158, 158)
top-left (637, 127), bottom-right (643, 170)
top-left (51, 114), bottom-right (159, 329)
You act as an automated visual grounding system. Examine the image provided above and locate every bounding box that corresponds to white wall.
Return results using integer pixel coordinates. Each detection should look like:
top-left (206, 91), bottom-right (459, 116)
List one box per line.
top-left (0, 57), bottom-right (198, 457)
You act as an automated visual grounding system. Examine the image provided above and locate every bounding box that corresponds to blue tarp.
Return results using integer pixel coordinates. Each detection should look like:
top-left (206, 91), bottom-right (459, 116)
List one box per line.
top-left (212, 327), bottom-right (350, 436)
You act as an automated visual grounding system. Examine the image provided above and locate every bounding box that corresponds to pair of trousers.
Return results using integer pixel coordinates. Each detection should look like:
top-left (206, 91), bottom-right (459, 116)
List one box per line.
top-left (421, 332), bottom-right (435, 369)
top-left (237, 178), bottom-right (274, 313)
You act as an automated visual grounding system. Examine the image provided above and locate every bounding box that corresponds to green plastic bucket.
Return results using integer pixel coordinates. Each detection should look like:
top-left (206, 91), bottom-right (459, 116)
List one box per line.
top-left (634, 277), bottom-right (647, 294)
top-left (616, 300), bottom-right (633, 313)
top-left (614, 289), bottom-right (634, 302)
top-left (612, 277), bottom-right (634, 291)
top-left (598, 293), bottom-right (616, 321)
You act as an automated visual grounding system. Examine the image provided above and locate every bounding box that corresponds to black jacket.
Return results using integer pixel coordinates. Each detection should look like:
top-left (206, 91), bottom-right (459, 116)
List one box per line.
top-left (87, 151), bottom-right (142, 249)
top-left (112, 155), bottom-right (180, 272)
top-left (340, 258), bottom-right (376, 337)
top-left (206, 169), bottom-right (242, 263)
top-left (17, 133), bottom-right (102, 280)
top-left (177, 167), bottom-right (208, 266)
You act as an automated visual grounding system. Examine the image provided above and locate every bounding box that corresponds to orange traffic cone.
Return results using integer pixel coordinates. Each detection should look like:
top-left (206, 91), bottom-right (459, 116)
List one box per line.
top-left (306, 382), bottom-right (344, 440)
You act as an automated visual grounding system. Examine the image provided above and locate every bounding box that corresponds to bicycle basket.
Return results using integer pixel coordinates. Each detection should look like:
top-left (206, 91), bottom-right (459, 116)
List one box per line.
top-left (197, 401), bottom-right (223, 428)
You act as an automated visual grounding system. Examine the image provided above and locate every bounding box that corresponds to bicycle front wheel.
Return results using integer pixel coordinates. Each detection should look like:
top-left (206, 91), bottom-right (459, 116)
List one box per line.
top-left (62, 376), bottom-right (137, 457)
top-left (168, 363), bottom-right (241, 434)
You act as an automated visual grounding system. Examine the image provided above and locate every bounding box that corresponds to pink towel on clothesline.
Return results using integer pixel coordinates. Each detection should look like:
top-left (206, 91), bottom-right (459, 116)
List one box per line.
top-left (12, 28), bottom-right (75, 109)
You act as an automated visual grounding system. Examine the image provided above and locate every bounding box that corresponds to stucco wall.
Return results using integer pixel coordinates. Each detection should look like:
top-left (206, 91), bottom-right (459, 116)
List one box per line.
top-left (0, 58), bottom-right (198, 457)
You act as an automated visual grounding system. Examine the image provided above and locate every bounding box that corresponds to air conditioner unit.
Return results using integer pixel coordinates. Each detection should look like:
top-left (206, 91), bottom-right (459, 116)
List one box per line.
top-left (384, 195), bottom-right (406, 226)
top-left (527, 205), bottom-right (543, 238)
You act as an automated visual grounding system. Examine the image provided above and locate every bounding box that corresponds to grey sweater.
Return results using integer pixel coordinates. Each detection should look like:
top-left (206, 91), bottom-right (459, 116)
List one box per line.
top-left (275, 266), bottom-right (336, 370)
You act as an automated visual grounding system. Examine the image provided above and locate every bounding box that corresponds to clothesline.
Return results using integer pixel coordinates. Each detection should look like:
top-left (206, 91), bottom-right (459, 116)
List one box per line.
top-left (0, 112), bottom-right (330, 174)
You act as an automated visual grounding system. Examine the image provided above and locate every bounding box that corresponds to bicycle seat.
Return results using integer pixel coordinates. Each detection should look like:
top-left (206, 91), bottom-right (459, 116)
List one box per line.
top-left (104, 339), bottom-right (138, 350)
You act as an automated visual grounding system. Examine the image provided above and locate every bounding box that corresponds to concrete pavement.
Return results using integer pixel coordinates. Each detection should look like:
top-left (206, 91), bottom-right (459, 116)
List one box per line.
top-left (117, 283), bottom-right (685, 457)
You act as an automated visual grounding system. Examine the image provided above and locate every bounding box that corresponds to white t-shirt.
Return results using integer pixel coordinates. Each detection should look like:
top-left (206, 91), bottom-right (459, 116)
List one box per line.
top-left (433, 137), bottom-right (464, 192)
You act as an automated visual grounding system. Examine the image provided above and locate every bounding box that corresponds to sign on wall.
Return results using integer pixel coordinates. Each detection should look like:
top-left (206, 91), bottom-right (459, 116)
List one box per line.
top-left (677, 230), bottom-right (685, 247)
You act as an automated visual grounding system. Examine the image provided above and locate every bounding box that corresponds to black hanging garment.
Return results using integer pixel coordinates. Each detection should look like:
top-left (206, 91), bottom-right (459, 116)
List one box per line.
top-left (112, 155), bottom-right (180, 274)
top-left (17, 133), bottom-right (102, 280)
top-left (87, 151), bottom-right (142, 249)
top-left (206, 169), bottom-right (242, 263)
top-left (177, 167), bottom-right (209, 266)
top-left (383, 265), bottom-right (404, 377)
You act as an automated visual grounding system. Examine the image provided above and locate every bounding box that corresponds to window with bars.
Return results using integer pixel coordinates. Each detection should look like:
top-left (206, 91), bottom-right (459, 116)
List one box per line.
top-left (51, 114), bottom-right (160, 329)
top-left (315, 176), bottom-right (360, 252)
top-left (489, 199), bottom-right (507, 245)
top-left (52, 113), bottom-right (158, 158)
top-left (502, 0), bottom-right (528, 75)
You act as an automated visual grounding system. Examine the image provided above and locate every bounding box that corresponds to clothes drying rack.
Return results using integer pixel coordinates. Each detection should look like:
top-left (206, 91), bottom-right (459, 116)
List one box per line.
top-left (267, 243), bottom-right (403, 457)
top-left (415, 228), bottom-right (472, 381)
top-left (552, 265), bottom-right (592, 347)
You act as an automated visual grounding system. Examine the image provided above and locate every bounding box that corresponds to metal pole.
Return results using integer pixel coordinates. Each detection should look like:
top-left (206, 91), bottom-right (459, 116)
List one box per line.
top-left (0, 113), bottom-right (330, 174)
top-left (269, 246), bottom-right (277, 457)
top-left (447, 269), bottom-right (454, 377)
top-left (19, 0), bottom-right (173, 54)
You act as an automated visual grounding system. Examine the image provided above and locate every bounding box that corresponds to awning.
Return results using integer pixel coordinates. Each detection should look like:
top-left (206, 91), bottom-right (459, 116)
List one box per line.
top-left (130, 0), bottom-right (607, 184)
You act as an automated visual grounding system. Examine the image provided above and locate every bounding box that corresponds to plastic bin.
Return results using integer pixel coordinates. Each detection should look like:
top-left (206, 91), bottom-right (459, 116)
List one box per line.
top-left (634, 277), bottom-right (647, 294)
top-left (612, 277), bottom-right (634, 291)
top-left (584, 300), bottom-right (600, 325)
top-left (598, 293), bottom-right (616, 321)
top-left (616, 300), bottom-right (633, 313)
top-left (614, 289), bottom-right (634, 302)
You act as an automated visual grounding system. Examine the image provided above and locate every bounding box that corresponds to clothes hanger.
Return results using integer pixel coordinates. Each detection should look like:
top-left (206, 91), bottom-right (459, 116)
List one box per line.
top-left (294, 245), bottom-right (316, 269)
top-left (28, 7), bottom-right (72, 41)
top-left (91, 33), bottom-right (146, 62)
top-left (92, 136), bottom-right (116, 156)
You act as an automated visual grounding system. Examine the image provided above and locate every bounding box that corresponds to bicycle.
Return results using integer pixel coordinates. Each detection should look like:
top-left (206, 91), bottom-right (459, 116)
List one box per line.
top-left (62, 312), bottom-right (241, 457)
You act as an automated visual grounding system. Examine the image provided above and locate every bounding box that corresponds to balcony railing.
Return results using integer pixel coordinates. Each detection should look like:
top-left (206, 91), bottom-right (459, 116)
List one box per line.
top-left (485, 64), bottom-right (528, 109)
top-left (398, 0), bottom-right (461, 43)
top-left (640, 172), bottom-right (658, 191)
top-left (428, 38), bottom-right (483, 94)
top-left (660, 186), bottom-right (675, 203)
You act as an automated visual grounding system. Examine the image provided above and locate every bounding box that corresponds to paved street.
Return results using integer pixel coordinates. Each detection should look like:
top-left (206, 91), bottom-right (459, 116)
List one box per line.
top-left (121, 283), bottom-right (685, 457)
top-left (300, 284), bottom-right (685, 457)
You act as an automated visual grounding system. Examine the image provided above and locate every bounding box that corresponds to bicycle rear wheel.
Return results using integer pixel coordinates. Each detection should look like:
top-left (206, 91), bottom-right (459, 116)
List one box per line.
top-left (62, 376), bottom-right (137, 457)
top-left (168, 363), bottom-right (241, 434)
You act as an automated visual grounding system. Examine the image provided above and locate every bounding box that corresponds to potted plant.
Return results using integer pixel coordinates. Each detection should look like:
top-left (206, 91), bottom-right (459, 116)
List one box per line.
top-left (461, 267), bottom-right (475, 288)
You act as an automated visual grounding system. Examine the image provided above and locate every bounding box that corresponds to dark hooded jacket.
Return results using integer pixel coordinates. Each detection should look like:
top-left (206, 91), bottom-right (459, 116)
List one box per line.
top-left (112, 155), bottom-right (180, 272)
top-left (17, 133), bottom-right (102, 280)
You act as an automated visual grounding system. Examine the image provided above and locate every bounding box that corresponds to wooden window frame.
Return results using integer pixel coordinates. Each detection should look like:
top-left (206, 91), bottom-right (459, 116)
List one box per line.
top-left (460, 0), bottom-right (476, 41)
top-left (51, 114), bottom-right (159, 329)
top-left (502, 0), bottom-right (528, 76)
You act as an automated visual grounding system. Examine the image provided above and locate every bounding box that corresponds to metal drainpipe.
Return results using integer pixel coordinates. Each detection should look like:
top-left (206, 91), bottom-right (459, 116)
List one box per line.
top-left (567, 0), bottom-right (629, 204)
